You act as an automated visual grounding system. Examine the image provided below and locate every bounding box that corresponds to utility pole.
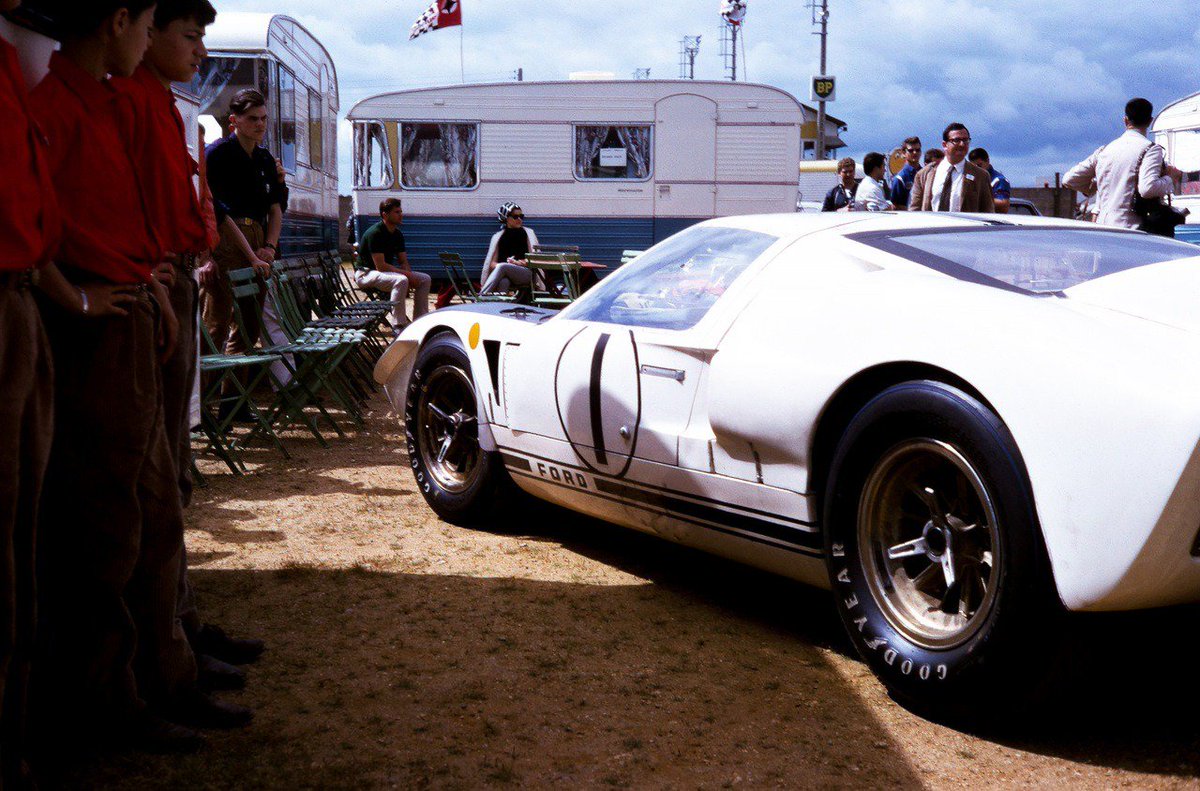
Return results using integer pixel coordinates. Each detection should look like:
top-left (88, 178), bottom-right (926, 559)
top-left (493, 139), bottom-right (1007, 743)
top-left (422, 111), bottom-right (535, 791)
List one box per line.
top-left (813, 0), bottom-right (829, 159)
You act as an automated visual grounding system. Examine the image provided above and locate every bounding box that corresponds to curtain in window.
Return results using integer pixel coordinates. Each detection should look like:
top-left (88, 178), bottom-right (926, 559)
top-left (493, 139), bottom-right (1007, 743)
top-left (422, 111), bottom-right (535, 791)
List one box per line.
top-left (354, 122), bottom-right (393, 187)
top-left (574, 127), bottom-right (607, 179)
top-left (576, 126), bottom-right (651, 179)
top-left (401, 123), bottom-right (478, 188)
top-left (194, 57), bottom-right (241, 117)
top-left (615, 126), bottom-right (651, 179)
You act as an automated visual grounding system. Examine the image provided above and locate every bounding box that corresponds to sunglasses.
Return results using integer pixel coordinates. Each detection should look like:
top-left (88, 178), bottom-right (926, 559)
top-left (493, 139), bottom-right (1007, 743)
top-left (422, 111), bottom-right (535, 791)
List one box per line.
top-left (946, 137), bottom-right (971, 146)
top-left (510, 213), bottom-right (525, 219)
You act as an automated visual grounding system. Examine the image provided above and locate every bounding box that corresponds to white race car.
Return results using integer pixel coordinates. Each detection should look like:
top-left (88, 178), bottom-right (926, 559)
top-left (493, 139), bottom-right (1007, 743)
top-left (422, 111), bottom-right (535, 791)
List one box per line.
top-left (375, 212), bottom-right (1200, 712)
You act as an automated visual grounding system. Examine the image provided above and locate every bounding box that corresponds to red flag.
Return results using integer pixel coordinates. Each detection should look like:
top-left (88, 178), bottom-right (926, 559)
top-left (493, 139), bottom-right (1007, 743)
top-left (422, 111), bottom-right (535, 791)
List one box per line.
top-left (409, 0), bottom-right (462, 40)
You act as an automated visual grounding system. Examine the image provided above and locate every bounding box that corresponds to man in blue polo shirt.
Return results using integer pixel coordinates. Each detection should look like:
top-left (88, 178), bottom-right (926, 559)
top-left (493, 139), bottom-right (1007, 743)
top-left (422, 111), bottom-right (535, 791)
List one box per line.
top-left (969, 148), bottom-right (1012, 213)
top-left (890, 136), bottom-right (921, 211)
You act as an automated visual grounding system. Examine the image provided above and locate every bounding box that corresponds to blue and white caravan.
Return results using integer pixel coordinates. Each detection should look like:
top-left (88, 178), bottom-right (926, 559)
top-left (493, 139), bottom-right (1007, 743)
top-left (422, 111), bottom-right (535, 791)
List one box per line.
top-left (191, 12), bottom-right (340, 255)
top-left (348, 79), bottom-right (847, 279)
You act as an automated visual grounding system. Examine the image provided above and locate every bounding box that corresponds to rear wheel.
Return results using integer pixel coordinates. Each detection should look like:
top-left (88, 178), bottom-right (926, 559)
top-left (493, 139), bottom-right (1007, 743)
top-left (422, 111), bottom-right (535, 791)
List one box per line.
top-left (405, 333), bottom-right (510, 524)
top-left (824, 380), bottom-right (1064, 716)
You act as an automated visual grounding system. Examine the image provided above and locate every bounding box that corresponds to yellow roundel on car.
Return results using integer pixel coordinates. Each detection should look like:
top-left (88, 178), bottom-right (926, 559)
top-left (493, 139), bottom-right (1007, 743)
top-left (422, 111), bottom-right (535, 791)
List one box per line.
top-left (469, 323), bottom-right (481, 349)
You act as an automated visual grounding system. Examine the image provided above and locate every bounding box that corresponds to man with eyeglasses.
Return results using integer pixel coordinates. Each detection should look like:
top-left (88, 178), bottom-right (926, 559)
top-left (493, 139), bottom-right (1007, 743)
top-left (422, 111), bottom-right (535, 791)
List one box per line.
top-left (909, 123), bottom-right (995, 213)
top-left (889, 136), bottom-right (922, 211)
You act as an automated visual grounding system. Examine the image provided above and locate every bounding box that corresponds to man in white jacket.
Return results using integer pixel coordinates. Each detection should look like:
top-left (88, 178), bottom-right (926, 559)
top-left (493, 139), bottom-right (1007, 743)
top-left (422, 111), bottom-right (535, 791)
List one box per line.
top-left (1064, 97), bottom-right (1181, 230)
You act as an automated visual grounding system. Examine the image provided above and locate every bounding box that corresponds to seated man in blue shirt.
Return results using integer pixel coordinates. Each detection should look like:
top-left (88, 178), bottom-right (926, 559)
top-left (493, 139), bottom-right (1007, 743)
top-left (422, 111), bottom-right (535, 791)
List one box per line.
top-left (890, 136), bottom-right (922, 211)
top-left (968, 148), bottom-right (1012, 213)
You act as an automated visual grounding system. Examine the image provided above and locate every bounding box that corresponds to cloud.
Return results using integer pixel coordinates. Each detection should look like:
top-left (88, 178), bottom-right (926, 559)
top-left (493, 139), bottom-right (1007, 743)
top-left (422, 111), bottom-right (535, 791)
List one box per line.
top-left (211, 0), bottom-right (1200, 189)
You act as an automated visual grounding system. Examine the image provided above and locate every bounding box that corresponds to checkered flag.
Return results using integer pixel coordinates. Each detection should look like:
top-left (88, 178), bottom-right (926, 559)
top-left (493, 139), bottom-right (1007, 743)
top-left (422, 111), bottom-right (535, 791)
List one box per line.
top-left (409, 0), bottom-right (462, 40)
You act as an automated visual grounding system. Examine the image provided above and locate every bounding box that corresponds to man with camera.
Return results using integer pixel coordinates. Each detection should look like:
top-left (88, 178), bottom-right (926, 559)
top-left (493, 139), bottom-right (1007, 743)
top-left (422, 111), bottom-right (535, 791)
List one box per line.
top-left (1064, 97), bottom-right (1183, 235)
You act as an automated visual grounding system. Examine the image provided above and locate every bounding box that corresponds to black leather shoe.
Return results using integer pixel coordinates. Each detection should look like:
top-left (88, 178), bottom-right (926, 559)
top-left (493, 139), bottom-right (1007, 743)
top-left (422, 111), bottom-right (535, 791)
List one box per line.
top-left (198, 652), bottom-right (246, 692)
top-left (122, 711), bottom-right (207, 754)
top-left (193, 623), bottom-right (265, 665)
top-left (166, 690), bottom-right (253, 730)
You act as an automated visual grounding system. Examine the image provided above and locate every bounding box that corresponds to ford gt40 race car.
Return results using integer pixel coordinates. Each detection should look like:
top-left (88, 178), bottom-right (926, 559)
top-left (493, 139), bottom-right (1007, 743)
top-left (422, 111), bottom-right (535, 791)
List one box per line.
top-left (375, 212), bottom-right (1200, 712)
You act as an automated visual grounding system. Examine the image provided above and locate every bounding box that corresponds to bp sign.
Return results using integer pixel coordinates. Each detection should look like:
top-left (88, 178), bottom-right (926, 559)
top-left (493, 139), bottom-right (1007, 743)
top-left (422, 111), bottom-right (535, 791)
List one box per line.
top-left (811, 75), bottom-right (836, 103)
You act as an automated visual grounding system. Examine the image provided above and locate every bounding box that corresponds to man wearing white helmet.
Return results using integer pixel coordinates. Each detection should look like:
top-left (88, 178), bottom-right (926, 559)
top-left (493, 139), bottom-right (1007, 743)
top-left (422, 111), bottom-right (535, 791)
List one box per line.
top-left (480, 202), bottom-right (542, 296)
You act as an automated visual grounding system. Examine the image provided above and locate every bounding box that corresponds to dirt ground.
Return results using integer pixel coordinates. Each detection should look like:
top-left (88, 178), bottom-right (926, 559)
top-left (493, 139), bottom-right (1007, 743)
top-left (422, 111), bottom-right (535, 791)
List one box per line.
top-left (57, 394), bottom-right (1200, 789)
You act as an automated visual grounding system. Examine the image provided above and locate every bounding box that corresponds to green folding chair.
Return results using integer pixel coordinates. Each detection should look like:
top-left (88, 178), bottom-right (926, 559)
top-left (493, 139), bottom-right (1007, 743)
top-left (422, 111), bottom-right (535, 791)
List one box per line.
top-left (196, 323), bottom-right (288, 474)
top-left (526, 251), bottom-right (583, 308)
top-left (440, 251), bottom-right (517, 304)
top-left (226, 267), bottom-right (355, 446)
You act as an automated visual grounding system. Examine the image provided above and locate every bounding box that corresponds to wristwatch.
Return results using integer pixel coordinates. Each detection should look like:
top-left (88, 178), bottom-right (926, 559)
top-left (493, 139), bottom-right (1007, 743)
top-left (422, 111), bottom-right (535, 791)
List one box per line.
top-left (264, 242), bottom-right (278, 253)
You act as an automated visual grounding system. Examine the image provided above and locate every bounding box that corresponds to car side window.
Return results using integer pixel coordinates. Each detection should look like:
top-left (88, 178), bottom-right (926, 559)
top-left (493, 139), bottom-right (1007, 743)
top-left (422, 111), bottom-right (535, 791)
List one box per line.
top-left (562, 226), bottom-right (778, 330)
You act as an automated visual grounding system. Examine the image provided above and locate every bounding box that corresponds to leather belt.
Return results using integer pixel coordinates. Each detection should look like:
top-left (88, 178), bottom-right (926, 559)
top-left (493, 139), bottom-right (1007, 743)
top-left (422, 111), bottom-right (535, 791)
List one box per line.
top-left (175, 253), bottom-right (200, 272)
top-left (233, 217), bottom-right (262, 228)
top-left (0, 269), bottom-right (40, 290)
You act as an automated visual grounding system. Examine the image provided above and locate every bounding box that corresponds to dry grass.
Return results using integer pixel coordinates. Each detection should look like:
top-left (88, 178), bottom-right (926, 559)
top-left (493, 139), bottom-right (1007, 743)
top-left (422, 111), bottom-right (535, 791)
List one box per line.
top-left (46, 395), bottom-right (1200, 789)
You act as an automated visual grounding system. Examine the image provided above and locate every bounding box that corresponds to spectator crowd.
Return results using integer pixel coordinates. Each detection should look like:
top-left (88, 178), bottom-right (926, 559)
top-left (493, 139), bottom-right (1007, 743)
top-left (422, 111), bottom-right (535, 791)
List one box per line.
top-left (822, 100), bottom-right (1185, 237)
top-left (1, 0), bottom-right (1192, 785)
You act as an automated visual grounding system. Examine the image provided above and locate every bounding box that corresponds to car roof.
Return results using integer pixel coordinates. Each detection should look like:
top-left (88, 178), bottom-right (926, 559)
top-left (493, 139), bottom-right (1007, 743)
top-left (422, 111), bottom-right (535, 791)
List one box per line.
top-left (701, 211), bottom-right (1110, 243)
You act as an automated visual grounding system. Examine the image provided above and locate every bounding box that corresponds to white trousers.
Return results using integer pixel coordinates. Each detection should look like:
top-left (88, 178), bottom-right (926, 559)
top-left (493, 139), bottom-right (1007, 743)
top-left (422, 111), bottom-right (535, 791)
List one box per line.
top-left (354, 268), bottom-right (431, 327)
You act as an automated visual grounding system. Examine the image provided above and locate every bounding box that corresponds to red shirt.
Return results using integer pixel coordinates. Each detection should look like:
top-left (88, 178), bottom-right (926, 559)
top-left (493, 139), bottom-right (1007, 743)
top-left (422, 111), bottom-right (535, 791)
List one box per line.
top-left (28, 52), bottom-right (160, 284)
top-left (0, 37), bottom-right (61, 271)
top-left (112, 65), bottom-right (208, 256)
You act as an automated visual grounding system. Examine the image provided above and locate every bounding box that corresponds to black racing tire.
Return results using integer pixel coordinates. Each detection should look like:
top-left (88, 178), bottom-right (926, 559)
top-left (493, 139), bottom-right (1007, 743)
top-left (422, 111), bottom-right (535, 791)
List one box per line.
top-left (823, 380), bottom-right (1064, 718)
top-left (405, 332), bottom-right (513, 525)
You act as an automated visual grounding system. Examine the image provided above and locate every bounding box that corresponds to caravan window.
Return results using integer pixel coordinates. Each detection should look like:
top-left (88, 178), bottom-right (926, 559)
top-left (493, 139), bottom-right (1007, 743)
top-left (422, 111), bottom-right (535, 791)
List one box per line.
top-left (277, 66), bottom-right (297, 173)
top-left (574, 125), bottom-right (652, 181)
top-left (308, 88), bottom-right (324, 172)
top-left (354, 121), bottom-right (394, 188)
top-left (399, 122), bottom-right (479, 189)
top-left (1169, 130), bottom-right (1200, 195)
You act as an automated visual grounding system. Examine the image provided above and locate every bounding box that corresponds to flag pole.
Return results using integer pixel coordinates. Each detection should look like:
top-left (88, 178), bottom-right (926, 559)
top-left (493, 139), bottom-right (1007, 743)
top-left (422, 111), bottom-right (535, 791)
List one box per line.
top-left (459, 24), bottom-right (465, 83)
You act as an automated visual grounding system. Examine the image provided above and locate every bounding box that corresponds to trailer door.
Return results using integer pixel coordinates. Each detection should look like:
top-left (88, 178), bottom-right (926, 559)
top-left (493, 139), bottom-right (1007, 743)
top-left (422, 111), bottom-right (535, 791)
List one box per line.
top-left (654, 94), bottom-right (717, 228)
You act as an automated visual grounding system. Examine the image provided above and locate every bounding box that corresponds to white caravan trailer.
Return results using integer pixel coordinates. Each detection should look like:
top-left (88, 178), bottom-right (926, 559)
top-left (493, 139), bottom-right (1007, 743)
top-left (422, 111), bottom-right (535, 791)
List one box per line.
top-left (192, 12), bottom-right (340, 254)
top-left (1152, 92), bottom-right (1200, 243)
top-left (348, 80), bottom-right (846, 278)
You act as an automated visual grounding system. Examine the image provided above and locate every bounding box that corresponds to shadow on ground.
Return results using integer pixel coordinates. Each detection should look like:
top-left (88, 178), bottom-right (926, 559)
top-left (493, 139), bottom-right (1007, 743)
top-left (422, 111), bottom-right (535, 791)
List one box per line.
top-left (48, 561), bottom-right (918, 789)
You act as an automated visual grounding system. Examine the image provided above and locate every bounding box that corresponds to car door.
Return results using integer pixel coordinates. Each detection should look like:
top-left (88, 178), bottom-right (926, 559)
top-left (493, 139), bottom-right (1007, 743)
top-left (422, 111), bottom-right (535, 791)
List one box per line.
top-left (549, 326), bottom-right (709, 475)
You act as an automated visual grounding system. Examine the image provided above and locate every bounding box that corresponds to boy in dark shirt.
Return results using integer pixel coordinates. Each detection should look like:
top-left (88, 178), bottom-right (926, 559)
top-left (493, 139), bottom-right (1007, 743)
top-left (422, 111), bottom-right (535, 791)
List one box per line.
top-left (200, 88), bottom-right (287, 358)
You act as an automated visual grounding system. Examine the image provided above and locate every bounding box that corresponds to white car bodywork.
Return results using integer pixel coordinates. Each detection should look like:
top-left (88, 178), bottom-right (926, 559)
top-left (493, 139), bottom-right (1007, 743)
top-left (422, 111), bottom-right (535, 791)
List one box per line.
top-left (376, 212), bottom-right (1200, 613)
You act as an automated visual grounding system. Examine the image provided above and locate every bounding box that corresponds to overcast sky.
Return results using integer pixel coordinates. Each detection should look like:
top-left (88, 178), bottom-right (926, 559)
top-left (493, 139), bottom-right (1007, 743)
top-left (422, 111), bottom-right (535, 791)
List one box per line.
top-left (219, 0), bottom-right (1200, 189)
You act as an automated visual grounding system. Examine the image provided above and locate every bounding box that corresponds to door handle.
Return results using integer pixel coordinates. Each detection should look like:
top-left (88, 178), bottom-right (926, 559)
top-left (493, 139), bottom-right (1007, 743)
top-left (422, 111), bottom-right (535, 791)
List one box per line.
top-left (640, 364), bottom-right (685, 383)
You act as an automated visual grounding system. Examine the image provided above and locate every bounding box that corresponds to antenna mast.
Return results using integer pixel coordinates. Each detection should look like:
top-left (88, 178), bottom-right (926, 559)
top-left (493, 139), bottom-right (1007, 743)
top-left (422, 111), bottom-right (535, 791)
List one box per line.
top-left (678, 35), bottom-right (701, 80)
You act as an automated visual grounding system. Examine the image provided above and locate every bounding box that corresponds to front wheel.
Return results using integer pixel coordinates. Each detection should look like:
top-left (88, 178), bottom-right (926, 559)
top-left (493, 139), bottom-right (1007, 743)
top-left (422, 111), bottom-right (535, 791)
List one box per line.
top-left (824, 381), bottom-right (1064, 716)
top-left (405, 332), bottom-right (510, 524)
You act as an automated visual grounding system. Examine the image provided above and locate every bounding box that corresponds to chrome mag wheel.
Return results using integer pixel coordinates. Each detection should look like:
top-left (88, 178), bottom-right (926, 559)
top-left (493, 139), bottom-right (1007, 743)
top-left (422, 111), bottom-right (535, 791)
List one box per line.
top-left (858, 439), bottom-right (1001, 650)
top-left (416, 365), bottom-right (482, 493)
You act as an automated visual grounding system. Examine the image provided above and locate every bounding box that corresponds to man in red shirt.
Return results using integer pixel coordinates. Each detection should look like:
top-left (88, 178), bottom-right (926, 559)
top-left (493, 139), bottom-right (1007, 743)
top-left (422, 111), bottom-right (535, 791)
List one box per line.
top-left (1, 3), bottom-right (61, 783)
top-left (28, 0), bottom-right (244, 753)
top-left (113, 0), bottom-right (265, 696)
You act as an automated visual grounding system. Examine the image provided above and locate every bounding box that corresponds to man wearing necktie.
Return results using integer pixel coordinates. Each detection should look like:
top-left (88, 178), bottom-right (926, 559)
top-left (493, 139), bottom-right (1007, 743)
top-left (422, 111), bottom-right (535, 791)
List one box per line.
top-left (909, 123), bottom-right (996, 213)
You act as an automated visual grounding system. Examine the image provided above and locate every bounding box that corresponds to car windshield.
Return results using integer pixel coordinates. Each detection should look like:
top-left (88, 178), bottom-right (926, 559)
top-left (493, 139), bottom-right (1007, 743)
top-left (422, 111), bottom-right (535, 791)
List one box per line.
top-left (560, 226), bottom-right (778, 330)
top-left (848, 227), bottom-right (1200, 294)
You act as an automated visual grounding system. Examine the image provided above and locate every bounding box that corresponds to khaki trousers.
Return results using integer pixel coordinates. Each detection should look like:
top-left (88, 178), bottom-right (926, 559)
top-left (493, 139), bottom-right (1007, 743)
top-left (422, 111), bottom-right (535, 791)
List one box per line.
top-left (162, 265), bottom-right (201, 637)
top-left (37, 289), bottom-right (197, 720)
top-left (201, 219), bottom-right (266, 359)
top-left (0, 282), bottom-right (52, 787)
